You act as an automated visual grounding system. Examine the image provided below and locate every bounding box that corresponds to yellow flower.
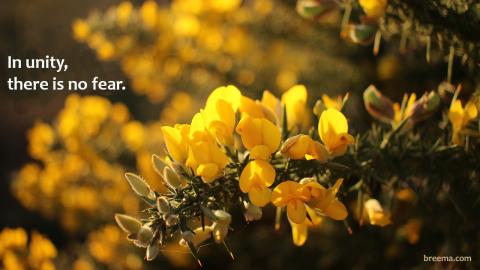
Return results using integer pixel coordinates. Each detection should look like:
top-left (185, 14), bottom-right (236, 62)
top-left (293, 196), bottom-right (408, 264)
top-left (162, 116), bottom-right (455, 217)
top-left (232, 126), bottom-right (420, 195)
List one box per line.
top-left (203, 85), bottom-right (241, 145)
top-left (236, 115), bottom-right (281, 160)
top-left (289, 206), bottom-right (323, 246)
top-left (359, 0), bottom-right (388, 19)
top-left (322, 94), bottom-right (343, 110)
top-left (72, 19), bottom-right (90, 41)
top-left (28, 122), bottom-right (55, 160)
top-left (140, 1), bottom-right (158, 29)
top-left (281, 84), bottom-right (309, 129)
top-left (208, 0), bottom-right (241, 12)
top-left (318, 108), bottom-right (354, 157)
top-left (239, 160), bottom-right (276, 207)
top-left (239, 96), bottom-right (278, 124)
top-left (393, 93), bottom-right (416, 127)
top-left (121, 121), bottom-right (145, 151)
top-left (363, 199), bottom-right (391, 227)
top-left (448, 100), bottom-right (478, 145)
top-left (271, 181), bottom-right (310, 224)
top-left (186, 113), bottom-right (229, 183)
top-left (304, 179), bottom-right (348, 220)
top-left (280, 134), bottom-right (328, 162)
top-left (116, 2), bottom-right (133, 28)
top-left (161, 124), bottom-right (190, 163)
top-left (261, 90), bottom-right (282, 121)
top-left (28, 232), bottom-right (57, 267)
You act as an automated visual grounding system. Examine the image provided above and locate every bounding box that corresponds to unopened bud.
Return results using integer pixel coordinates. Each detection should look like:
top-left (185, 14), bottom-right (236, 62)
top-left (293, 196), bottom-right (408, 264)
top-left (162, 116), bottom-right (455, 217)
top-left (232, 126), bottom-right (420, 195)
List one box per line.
top-left (179, 227), bottom-right (212, 247)
top-left (363, 85), bottom-right (395, 123)
top-left (163, 166), bottom-right (186, 189)
top-left (165, 214), bottom-right (179, 226)
top-left (136, 226), bottom-right (154, 246)
top-left (212, 222), bottom-right (229, 243)
top-left (115, 214), bottom-right (142, 234)
top-left (151, 154), bottom-right (166, 176)
top-left (182, 231), bottom-right (194, 242)
top-left (313, 100), bottom-right (327, 117)
top-left (125, 173), bottom-right (155, 200)
top-left (243, 201), bottom-right (262, 222)
top-left (146, 242), bottom-right (159, 261)
top-left (213, 210), bottom-right (232, 225)
top-left (341, 23), bottom-right (377, 45)
top-left (296, 0), bottom-right (338, 21)
top-left (156, 196), bottom-right (170, 214)
top-left (409, 91), bottom-right (440, 124)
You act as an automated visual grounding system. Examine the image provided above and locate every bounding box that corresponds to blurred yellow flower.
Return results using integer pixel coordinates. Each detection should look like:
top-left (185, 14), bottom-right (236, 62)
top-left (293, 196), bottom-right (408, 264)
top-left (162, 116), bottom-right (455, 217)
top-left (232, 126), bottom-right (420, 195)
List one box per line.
top-left (239, 160), bottom-right (275, 207)
top-left (322, 94), bottom-right (343, 110)
top-left (393, 93), bottom-right (416, 127)
top-left (364, 198), bottom-right (391, 227)
top-left (448, 99), bottom-right (478, 145)
top-left (0, 228), bottom-right (57, 270)
top-left (359, 0), bottom-right (388, 19)
top-left (318, 108), bottom-right (354, 157)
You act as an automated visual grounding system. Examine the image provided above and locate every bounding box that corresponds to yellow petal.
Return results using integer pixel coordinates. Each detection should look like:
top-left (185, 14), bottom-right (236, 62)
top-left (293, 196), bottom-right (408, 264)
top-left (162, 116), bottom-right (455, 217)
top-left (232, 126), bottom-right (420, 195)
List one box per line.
top-left (261, 118), bottom-right (281, 153)
top-left (206, 85), bottom-right (241, 112)
top-left (239, 160), bottom-right (276, 193)
top-left (323, 200), bottom-right (348, 220)
top-left (282, 85), bottom-right (308, 129)
top-left (289, 220), bottom-right (308, 246)
top-left (465, 101), bottom-right (478, 121)
top-left (271, 181), bottom-right (309, 207)
top-left (287, 200), bottom-right (307, 224)
top-left (250, 145), bottom-right (271, 160)
top-left (236, 115), bottom-right (262, 149)
top-left (319, 108), bottom-right (349, 146)
top-left (196, 163), bottom-right (220, 183)
top-left (249, 185), bottom-right (271, 207)
top-left (161, 126), bottom-right (188, 163)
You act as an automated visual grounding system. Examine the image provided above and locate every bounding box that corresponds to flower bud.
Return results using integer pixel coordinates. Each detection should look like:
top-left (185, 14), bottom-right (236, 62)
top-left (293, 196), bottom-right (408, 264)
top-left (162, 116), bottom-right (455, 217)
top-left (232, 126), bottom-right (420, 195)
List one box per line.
top-left (409, 91), bottom-right (440, 124)
top-left (124, 173), bottom-right (155, 200)
top-left (179, 226), bottom-right (212, 247)
top-left (135, 226), bottom-right (154, 247)
top-left (243, 201), bottom-right (262, 222)
top-left (165, 214), bottom-right (179, 226)
top-left (181, 231), bottom-right (194, 242)
top-left (146, 242), bottom-right (159, 261)
top-left (213, 210), bottom-right (232, 225)
top-left (151, 154), bottom-right (166, 176)
top-left (212, 222), bottom-right (229, 243)
top-left (341, 24), bottom-right (377, 45)
top-left (363, 85), bottom-right (395, 123)
top-left (156, 196), bottom-right (170, 214)
top-left (280, 135), bottom-right (305, 159)
top-left (296, 0), bottom-right (338, 21)
top-left (313, 100), bottom-right (327, 117)
top-left (114, 214), bottom-right (142, 235)
top-left (163, 166), bottom-right (186, 189)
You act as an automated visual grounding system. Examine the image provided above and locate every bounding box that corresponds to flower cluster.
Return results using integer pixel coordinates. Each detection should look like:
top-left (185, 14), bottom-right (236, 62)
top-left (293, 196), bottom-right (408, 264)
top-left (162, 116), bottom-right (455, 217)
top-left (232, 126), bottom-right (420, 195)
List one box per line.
top-left (116, 82), bottom-right (480, 263)
top-left (11, 94), bottom-right (169, 233)
top-left (72, 0), bottom-right (354, 103)
top-left (0, 228), bottom-right (57, 270)
top-left (115, 84), bottom-right (358, 263)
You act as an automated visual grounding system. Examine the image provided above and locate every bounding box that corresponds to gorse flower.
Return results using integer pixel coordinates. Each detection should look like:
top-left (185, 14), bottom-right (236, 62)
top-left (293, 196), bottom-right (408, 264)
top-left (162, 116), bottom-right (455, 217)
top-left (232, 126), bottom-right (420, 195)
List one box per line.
top-left (448, 99), bottom-right (478, 145)
top-left (318, 108), bottom-right (354, 157)
top-left (363, 199), bottom-right (391, 227)
top-left (282, 84), bottom-right (310, 129)
top-left (236, 115), bottom-right (281, 160)
top-left (239, 160), bottom-right (276, 207)
top-left (359, 0), bottom-right (388, 19)
top-left (116, 84), bottom-right (355, 263)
